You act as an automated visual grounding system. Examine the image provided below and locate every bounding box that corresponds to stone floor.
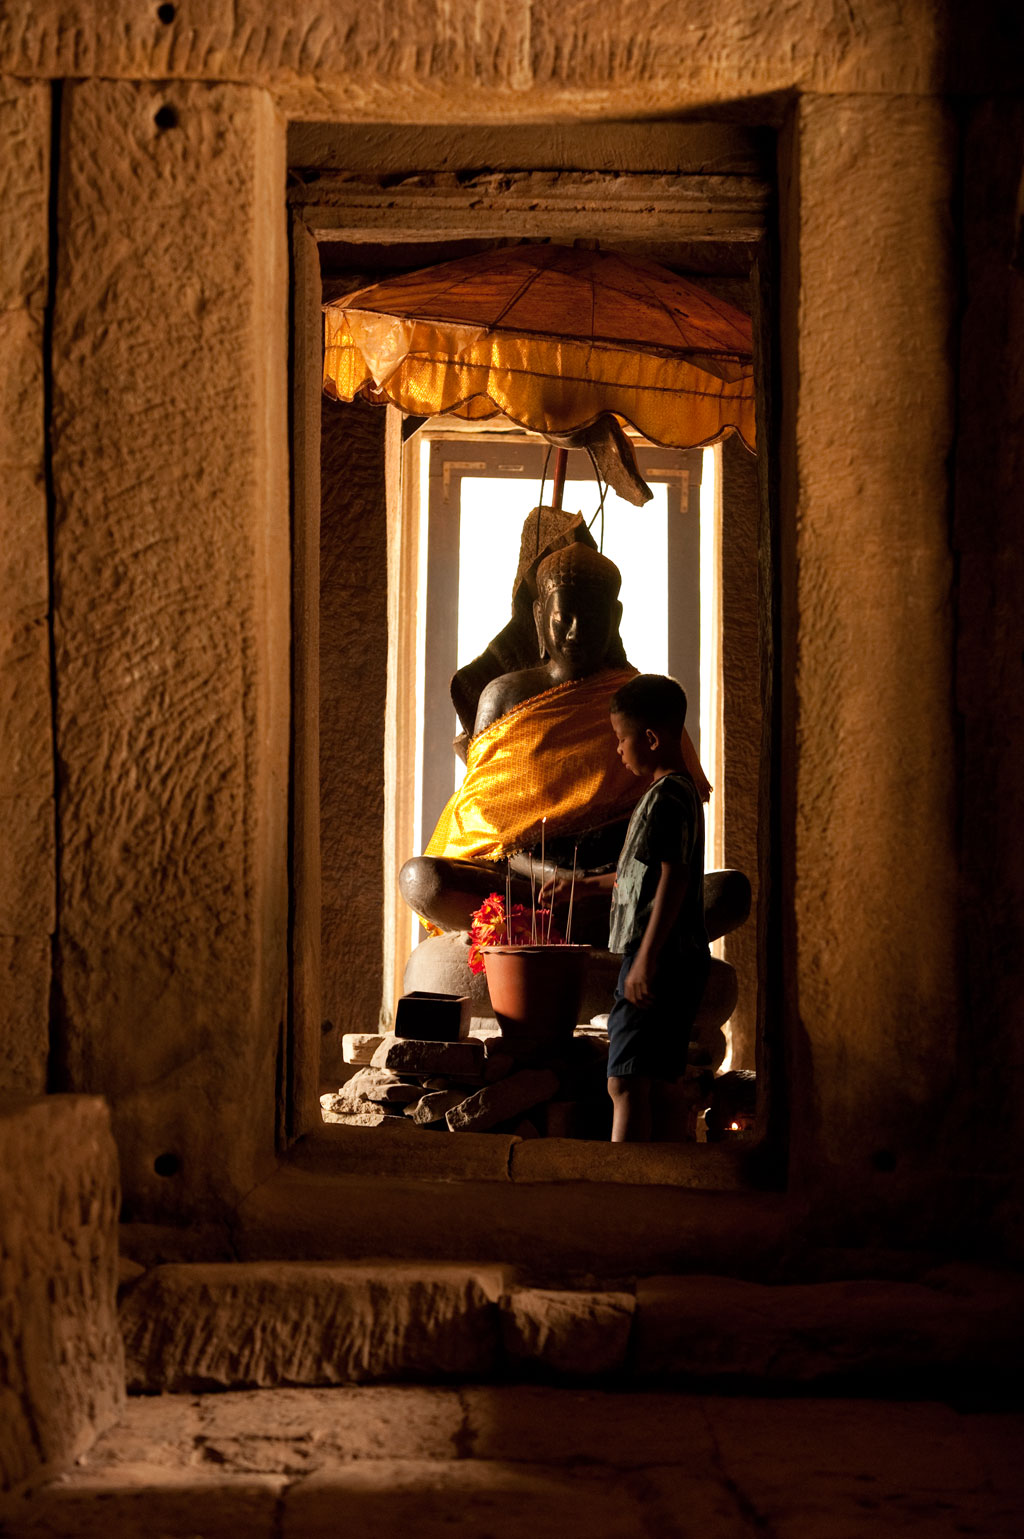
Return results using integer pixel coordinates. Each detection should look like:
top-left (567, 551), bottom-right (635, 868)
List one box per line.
top-left (2, 1386), bottom-right (1022, 1537)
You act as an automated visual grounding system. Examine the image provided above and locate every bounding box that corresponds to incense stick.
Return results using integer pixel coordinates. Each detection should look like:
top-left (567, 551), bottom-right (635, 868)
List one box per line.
top-left (566, 845), bottom-right (578, 945)
top-left (530, 853), bottom-right (537, 944)
top-left (506, 858), bottom-right (512, 946)
top-left (540, 817), bottom-right (547, 944)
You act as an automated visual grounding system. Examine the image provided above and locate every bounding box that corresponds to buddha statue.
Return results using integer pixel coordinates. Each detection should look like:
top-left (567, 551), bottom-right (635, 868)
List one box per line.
top-left (400, 510), bottom-right (751, 1057)
top-left (401, 537), bottom-right (656, 938)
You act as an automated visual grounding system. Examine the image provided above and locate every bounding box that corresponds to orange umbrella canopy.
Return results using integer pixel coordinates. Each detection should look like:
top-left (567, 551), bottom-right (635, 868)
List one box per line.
top-left (323, 244), bottom-right (755, 451)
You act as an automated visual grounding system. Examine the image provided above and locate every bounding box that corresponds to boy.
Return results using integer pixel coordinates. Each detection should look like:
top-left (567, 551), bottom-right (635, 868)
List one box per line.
top-left (546, 674), bottom-right (709, 1140)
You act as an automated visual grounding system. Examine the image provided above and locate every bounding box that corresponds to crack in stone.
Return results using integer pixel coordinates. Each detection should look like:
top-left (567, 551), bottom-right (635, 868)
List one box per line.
top-left (699, 1400), bottom-right (780, 1538)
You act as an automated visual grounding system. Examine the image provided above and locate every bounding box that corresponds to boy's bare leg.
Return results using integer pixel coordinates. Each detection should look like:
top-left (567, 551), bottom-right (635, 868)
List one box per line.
top-left (608, 1075), bottom-right (653, 1142)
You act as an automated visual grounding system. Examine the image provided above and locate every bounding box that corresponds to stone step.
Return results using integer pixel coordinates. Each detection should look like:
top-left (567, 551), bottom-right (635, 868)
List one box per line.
top-left (117, 1258), bottom-right (1024, 1396)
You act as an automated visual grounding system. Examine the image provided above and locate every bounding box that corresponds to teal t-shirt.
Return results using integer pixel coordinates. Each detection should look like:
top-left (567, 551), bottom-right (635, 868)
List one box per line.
top-left (608, 771), bottom-right (708, 958)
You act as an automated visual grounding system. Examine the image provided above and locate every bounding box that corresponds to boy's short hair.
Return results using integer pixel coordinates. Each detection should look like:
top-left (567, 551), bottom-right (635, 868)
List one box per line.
top-left (610, 673), bottom-right (688, 733)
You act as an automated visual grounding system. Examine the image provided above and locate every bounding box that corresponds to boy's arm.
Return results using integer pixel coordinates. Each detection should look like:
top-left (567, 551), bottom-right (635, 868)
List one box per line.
top-left (625, 860), bottom-right (688, 1006)
top-left (539, 870), bottom-right (616, 907)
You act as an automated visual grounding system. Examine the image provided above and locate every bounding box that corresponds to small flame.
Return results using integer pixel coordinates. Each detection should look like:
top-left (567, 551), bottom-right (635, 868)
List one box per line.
top-left (729, 1121), bottom-right (740, 1131)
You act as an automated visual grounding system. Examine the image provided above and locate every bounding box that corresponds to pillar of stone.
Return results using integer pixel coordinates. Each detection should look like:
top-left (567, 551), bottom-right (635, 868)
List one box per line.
top-left (718, 436), bottom-right (762, 1072)
top-left (952, 97), bottom-right (1024, 1252)
top-left (0, 1095), bottom-right (123, 1495)
top-left (0, 81), bottom-right (53, 1095)
top-left (783, 95), bottom-right (958, 1213)
top-left (51, 82), bottom-right (289, 1217)
top-left (319, 395), bottom-right (388, 1082)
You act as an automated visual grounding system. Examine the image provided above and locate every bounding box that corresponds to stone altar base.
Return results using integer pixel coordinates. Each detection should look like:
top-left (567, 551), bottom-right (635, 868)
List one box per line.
top-left (325, 1022), bottom-right (715, 1142)
top-left (403, 930), bottom-right (735, 1067)
top-left (325, 930), bottom-right (741, 1142)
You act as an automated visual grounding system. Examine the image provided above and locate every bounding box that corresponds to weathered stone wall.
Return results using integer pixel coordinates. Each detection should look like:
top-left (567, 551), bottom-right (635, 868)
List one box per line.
top-left (0, 1095), bottom-right (123, 1495)
top-left (719, 437), bottom-right (762, 1072)
top-left (319, 396), bottom-right (389, 1083)
top-left (0, 83), bottom-right (52, 1095)
top-left (952, 97), bottom-right (1024, 1258)
top-left (0, 2), bottom-right (1017, 115)
top-left (0, 2), bottom-right (1018, 1255)
top-left (782, 95), bottom-right (959, 1235)
top-left (51, 81), bottom-right (289, 1218)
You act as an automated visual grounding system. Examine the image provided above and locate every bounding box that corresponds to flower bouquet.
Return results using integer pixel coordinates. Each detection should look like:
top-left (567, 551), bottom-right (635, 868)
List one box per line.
top-left (467, 892), bottom-right (564, 975)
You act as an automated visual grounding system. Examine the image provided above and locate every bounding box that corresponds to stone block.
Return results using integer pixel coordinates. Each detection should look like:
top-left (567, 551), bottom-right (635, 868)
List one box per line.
top-left (120, 1262), bottom-right (508, 1390)
top-left (0, 616), bottom-right (52, 794)
top-left (0, 463), bottom-right (49, 622)
top-left (0, 307), bottom-right (44, 469)
top-left (0, 1470), bottom-right (285, 1536)
top-left (0, 100), bottom-right (50, 1017)
top-left (508, 1140), bottom-right (747, 1191)
top-left (342, 1032), bottom-right (385, 1064)
top-left (0, 3), bottom-right (962, 120)
top-left (322, 1066), bottom-right (403, 1115)
top-left (0, 934), bottom-right (49, 1094)
top-left (0, 1095), bottom-right (123, 1495)
top-left (446, 1069), bottom-right (559, 1133)
top-left (319, 393), bottom-right (387, 1063)
top-left (52, 81), bottom-right (289, 1216)
top-left (282, 1456), bottom-right (647, 1539)
top-left (0, 82), bottom-right (48, 311)
top-left (128, 1385), bottom-right (464, 1471)
top-left (631, 1273), bottom-right (1024, 1384)
top-left (373, 1036), bottom-right (487, 1080)
top-left (789, 94), bottom-right (959, 1178)
top-left (462, 1384), bottom-right (717, 1469)
top-left (320, 1108), bottom-right (389, 1128)
top-left (288, 1122), bottom-right (517, 1184)
top-left (377, 1082), bottom-right (423, 1105)
top-left (501, 1289), bottom-right (635, 1377)
top-left (404, 1089), bottom-right (469, 1126)
top-left (368, 1032), bottom-right (396, 1064)
top-left (0, 793), bottom-right (54, 934)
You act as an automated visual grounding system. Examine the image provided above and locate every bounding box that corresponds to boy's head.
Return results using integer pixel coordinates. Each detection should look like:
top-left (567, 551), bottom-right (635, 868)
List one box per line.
top-left (609, 673), bottom-right (688, 777)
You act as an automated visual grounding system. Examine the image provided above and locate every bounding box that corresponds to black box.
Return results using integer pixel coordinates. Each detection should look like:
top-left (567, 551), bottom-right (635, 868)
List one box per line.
top-left (393, 991), bottom-right (471, 1042)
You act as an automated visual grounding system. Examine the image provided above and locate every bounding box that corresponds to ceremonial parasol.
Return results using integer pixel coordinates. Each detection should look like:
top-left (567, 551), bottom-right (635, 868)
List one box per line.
top-left (322, 243), bottom-right (755, 501)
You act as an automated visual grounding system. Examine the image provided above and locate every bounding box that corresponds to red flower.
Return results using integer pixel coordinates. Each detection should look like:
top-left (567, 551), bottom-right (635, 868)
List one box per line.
top-left (467, 892), bottom-right (565, 974)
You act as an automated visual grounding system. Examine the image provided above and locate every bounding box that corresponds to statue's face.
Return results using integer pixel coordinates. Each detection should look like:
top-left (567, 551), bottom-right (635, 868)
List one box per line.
top-left (537, 584), bottom-right (616, 675)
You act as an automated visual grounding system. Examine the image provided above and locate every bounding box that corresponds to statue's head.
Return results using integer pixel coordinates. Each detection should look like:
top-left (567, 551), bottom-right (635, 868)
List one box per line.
top-left (533, 544), bottom-right (624, 677)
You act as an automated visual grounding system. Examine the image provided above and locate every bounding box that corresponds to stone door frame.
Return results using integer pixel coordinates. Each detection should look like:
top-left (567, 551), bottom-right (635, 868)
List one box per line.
top-left (285, 122), bottom-right (782, 1179)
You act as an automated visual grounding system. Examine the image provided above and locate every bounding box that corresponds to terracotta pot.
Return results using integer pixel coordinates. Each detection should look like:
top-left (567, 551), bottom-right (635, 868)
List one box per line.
top-left (481, 945), bottom-right (591, 1055)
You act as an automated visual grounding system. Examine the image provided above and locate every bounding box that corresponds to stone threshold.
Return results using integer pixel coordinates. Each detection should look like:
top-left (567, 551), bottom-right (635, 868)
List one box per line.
top-left (226, 1124), bottom-right (788, 1274)
top-left (293, 1119), bottom-right (757, 1189)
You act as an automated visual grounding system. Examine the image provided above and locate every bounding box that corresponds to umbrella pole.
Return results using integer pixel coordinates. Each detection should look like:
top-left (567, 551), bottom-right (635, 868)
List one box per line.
top-left (551, 447), bottom-right (569, 510)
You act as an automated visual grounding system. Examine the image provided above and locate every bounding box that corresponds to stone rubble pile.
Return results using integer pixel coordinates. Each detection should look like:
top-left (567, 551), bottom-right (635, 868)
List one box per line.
top-left (322, 1024), bottom-right (713, 1139)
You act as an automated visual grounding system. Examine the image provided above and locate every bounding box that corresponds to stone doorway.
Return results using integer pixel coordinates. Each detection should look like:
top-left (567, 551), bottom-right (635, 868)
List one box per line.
top-left (286, 122), bottom-right (777, 1163)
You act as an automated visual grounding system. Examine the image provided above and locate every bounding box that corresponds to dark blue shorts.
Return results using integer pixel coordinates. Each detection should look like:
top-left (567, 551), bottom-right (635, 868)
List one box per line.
top-left (606, 946), bottom-right (710, 1081)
